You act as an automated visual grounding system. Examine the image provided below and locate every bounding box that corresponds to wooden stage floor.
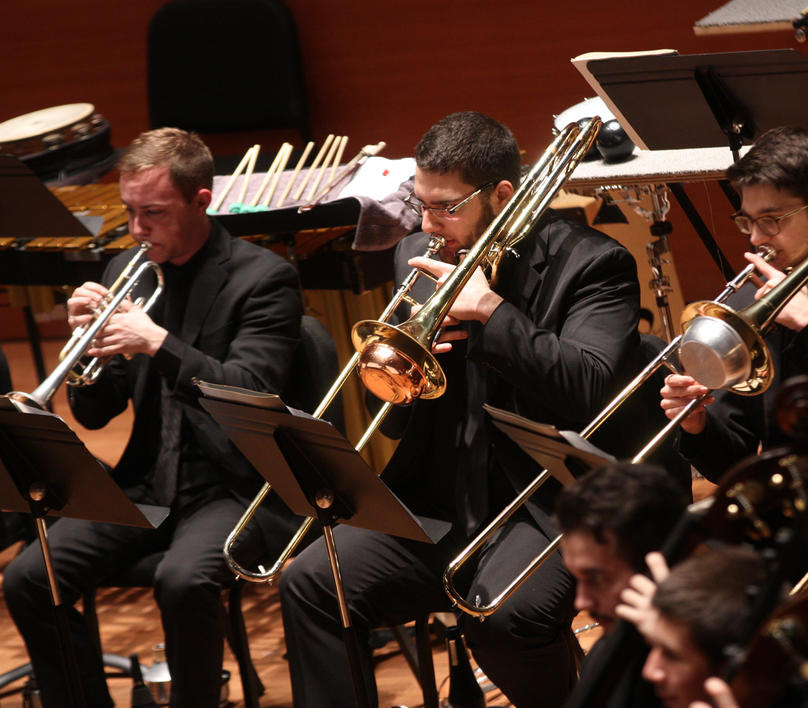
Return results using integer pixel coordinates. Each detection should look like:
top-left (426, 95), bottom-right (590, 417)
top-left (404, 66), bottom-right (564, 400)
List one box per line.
top-left (0, 338), bottom-right (710, 706)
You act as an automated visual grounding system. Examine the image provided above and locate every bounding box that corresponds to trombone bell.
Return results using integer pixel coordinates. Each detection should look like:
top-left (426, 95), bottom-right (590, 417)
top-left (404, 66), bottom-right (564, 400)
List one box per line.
top-left (350, 320), bottom-right (446, 404)
top-left (679, 301), bottom-right (770, 393)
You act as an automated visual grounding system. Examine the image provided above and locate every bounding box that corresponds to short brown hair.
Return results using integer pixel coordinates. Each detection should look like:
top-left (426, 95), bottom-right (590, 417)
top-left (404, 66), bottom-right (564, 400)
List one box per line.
top-left (118, 127), bottom-right (214, 202)
top-left (653, 546), bottom-right (765, 670)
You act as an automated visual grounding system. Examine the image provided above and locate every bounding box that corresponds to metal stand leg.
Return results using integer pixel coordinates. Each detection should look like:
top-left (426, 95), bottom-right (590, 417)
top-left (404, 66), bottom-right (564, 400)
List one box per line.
top-left (34, 517), bottom-right (86, 708)
top-left (316, 495), bottom-right (371, 708)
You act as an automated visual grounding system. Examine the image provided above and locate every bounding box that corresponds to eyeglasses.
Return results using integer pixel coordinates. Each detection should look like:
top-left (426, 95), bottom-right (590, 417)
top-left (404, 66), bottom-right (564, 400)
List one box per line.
top-left (732, 203), bottom-right (808, 237)
top-left (404, 182), bottom-right (493, 220)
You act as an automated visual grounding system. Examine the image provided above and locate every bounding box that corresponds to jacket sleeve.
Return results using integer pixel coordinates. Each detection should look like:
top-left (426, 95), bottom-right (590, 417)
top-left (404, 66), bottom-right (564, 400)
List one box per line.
top-left (467, 243), bottom-right (640, 428)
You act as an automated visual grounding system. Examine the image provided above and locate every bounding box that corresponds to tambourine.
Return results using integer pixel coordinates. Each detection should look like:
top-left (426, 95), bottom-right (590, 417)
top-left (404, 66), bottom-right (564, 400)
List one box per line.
top-left (0, 103), bottom-right (115, 183)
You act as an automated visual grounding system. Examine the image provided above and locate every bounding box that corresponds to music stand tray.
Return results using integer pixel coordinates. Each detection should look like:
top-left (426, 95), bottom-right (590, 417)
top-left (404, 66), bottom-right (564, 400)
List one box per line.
top-left (0, 395), bottom-right (167, 707)
top-left (198, 383), bottom-right (446, 708)
top-left (572, 48), bottom-right (808, 152)
top-left (483, 403), bottom-right (615, 488)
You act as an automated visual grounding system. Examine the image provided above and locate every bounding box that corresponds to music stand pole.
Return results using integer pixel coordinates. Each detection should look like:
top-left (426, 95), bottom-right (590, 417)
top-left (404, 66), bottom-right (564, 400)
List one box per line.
top-left (198, 392), bottom-right (446, 708)
top-left (0, 397), bottom-right (168, 708)
top-left (315, 493), bottom-right (371, 708)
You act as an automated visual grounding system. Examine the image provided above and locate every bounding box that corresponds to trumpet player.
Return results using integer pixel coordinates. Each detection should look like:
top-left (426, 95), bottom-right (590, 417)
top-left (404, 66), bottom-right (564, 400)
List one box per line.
top-left (661, 126), bottom-right (808, 482)
top-left (3, 128), bottom-right (304, 708)
top-left (279, 111), bottom-right (641, 707)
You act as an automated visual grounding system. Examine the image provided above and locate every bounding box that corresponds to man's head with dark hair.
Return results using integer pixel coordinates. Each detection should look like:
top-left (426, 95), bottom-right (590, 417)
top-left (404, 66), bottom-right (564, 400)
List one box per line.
top-left (414, 111), bottom-right (521, 189)
top-left (642, 546), bottom-right (766, 708)
top-left (410, 112), bottom-right (521, 264)
top-left (557, 463), bottom-right (688, 632)
top-left (726, 126), bottom-right (808, 204)
top-left (725, 125), bottom-right (808, 273)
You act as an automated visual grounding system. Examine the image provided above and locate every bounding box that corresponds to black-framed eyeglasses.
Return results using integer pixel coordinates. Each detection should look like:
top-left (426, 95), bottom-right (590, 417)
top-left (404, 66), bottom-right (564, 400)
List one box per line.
top-left (732, 203), bottom-right (808, 237)
top-left (404, 182), bottom-right (494, 220)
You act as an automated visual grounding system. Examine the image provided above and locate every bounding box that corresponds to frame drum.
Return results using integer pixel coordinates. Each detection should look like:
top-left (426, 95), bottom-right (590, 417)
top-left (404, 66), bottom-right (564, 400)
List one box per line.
top-left (0, 103), bottom-right (115, 183)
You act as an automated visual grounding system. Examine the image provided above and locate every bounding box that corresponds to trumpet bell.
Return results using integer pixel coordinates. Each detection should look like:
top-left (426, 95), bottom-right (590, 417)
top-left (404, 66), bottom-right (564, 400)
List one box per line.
top-left (679, 301), bottom-right (772, 394)
top-left (351, 320), bottom-right (446, 404)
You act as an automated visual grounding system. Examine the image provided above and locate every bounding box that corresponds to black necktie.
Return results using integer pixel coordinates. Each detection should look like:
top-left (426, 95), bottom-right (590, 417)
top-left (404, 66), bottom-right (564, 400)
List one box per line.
top-left (153, 378), bottom-right (181, 505)
top-left (151, 268), bottom-right (183, 506)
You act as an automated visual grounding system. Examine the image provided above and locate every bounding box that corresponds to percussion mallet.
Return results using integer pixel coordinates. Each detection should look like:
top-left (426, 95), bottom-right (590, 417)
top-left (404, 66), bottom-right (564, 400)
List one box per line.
top-left (261, 142), bottom-right (293, 208)
top-left (277, 140), bottom-right (314, 208)
top-left (249, 142), bottom-right (290, 208)
top-left (298, 141), bottom-right (386, 213)
top-left (229, 144), bottom-right (260, 213)
top-left (305, 135), bottom-right (341, 201)
top-left (209, 145), bottom-right (255, 213)
top-left (293, 133), bottom-right (334, 201)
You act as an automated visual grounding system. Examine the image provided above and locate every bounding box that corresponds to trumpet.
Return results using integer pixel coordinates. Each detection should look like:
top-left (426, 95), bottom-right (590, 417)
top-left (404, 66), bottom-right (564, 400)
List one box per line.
top-left (442, 244), bottom-right (796, 618)
top-left (9, 242), bottom-right (163, 410)
top-left (224, 118), bottom-right (602, 582)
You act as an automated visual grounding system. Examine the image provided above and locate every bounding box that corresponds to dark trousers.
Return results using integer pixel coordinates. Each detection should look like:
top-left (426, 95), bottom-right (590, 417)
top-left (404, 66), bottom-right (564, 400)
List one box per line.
top-left (279, 511), bottom-right (578, 708)
top-left (3, 494), bottom-right (270, 708)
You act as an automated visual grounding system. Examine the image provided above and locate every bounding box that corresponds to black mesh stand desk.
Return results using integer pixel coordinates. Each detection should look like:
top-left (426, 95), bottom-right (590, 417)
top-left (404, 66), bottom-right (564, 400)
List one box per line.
top-left (0, 395), bottom-right (168, 708)
top-left (199, 390), bottom-right (446, 708)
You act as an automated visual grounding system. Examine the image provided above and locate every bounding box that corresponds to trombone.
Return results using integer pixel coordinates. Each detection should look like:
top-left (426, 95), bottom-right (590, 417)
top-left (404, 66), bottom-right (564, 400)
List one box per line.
top-left (9, 242), bottom-right (163, 410)
top-left (223, 235), bottom-right (448, 582)
top-left (443, 244), bottom-right (808, 619)
top-left (223, 117), bottom-right (603, 582)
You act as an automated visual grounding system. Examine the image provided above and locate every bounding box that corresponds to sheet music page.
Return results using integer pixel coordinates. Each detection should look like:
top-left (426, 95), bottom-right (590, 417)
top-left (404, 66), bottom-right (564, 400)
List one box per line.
top-left (193, 379), bottom-right (286, 410)
top-left (337, 156), bottom-right (415, 201)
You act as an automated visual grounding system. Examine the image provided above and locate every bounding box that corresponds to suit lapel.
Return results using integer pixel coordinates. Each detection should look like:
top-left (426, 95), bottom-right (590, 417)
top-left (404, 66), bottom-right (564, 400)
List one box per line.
top-left (181, 223), bottom-right (229, 344)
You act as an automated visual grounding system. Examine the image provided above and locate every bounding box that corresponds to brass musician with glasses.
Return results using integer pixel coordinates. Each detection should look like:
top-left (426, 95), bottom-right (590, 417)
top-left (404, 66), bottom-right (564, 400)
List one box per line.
top-left (661, 126), bottom-right (808, 482)
top-left (278, 111), bottom-right (641, 707)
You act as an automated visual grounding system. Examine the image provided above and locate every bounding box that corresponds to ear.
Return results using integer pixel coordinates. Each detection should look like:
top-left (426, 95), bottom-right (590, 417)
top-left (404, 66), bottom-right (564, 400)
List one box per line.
top-left (492, 180), bottom-right (514, 211)
top-left (196, 188), bottom-right (212, 210)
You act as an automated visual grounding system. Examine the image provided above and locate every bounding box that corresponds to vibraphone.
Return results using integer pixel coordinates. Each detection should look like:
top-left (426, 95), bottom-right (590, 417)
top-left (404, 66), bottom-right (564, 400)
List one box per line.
top-left (0, 181), bottom-right (396, 293)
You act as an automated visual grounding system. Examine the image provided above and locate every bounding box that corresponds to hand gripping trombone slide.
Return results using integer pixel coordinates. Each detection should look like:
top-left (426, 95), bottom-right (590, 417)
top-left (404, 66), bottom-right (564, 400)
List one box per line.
top-left (223, 117), bottom-right (603, 582)
top-left (443, 243), bottom-right (808, 619)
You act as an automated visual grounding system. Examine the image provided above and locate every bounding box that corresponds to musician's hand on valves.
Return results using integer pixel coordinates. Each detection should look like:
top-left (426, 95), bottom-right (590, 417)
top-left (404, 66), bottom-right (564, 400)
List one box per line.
top-left (660, 374), bottom-right (714, 435)
top-left (86, 301), bottom-right (168, 359)
top-left (745, 250), bottom-right (808, 331)
top-left (67, 282), bottom-right (109, 331)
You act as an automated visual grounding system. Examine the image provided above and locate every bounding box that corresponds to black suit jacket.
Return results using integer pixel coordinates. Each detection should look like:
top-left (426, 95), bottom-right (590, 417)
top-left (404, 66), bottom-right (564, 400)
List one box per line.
top-left (380, 212), bottom-right (641, 537)
top-left (69, 221), bottom-right (304, 507)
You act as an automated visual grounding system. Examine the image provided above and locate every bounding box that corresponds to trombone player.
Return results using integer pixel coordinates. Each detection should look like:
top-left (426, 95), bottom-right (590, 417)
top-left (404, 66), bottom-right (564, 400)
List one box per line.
top-left (661, 126), bottom-right (808, 482)
top-left (3, 128), bottom-right (304, 708)
top-left (279, 111), bottom-right (641, 707)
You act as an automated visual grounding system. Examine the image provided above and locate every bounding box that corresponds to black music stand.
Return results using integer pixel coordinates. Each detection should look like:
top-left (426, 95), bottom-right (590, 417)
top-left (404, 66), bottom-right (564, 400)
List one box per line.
top-left (483, 404), bottom-right (615, 488)
top-left (198, 386), bottom-right (445, 708)
top-left (0, 396), bottom-right (168, 708)
top-left (574, 48), bottom-right (808, 157)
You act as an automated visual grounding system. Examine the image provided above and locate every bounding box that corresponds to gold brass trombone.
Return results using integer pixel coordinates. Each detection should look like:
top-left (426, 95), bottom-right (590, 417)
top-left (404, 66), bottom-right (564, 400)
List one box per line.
top-left (351, 118), bottom-right (602, 406)
top-left (224, 117), bottom-right (603, 582)
top-left (9, 242), bottom-right (163, 410)
top-left (223, 235), bottom-right (448, 582)
top-left (442, 244), bottom-right (808, 619)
